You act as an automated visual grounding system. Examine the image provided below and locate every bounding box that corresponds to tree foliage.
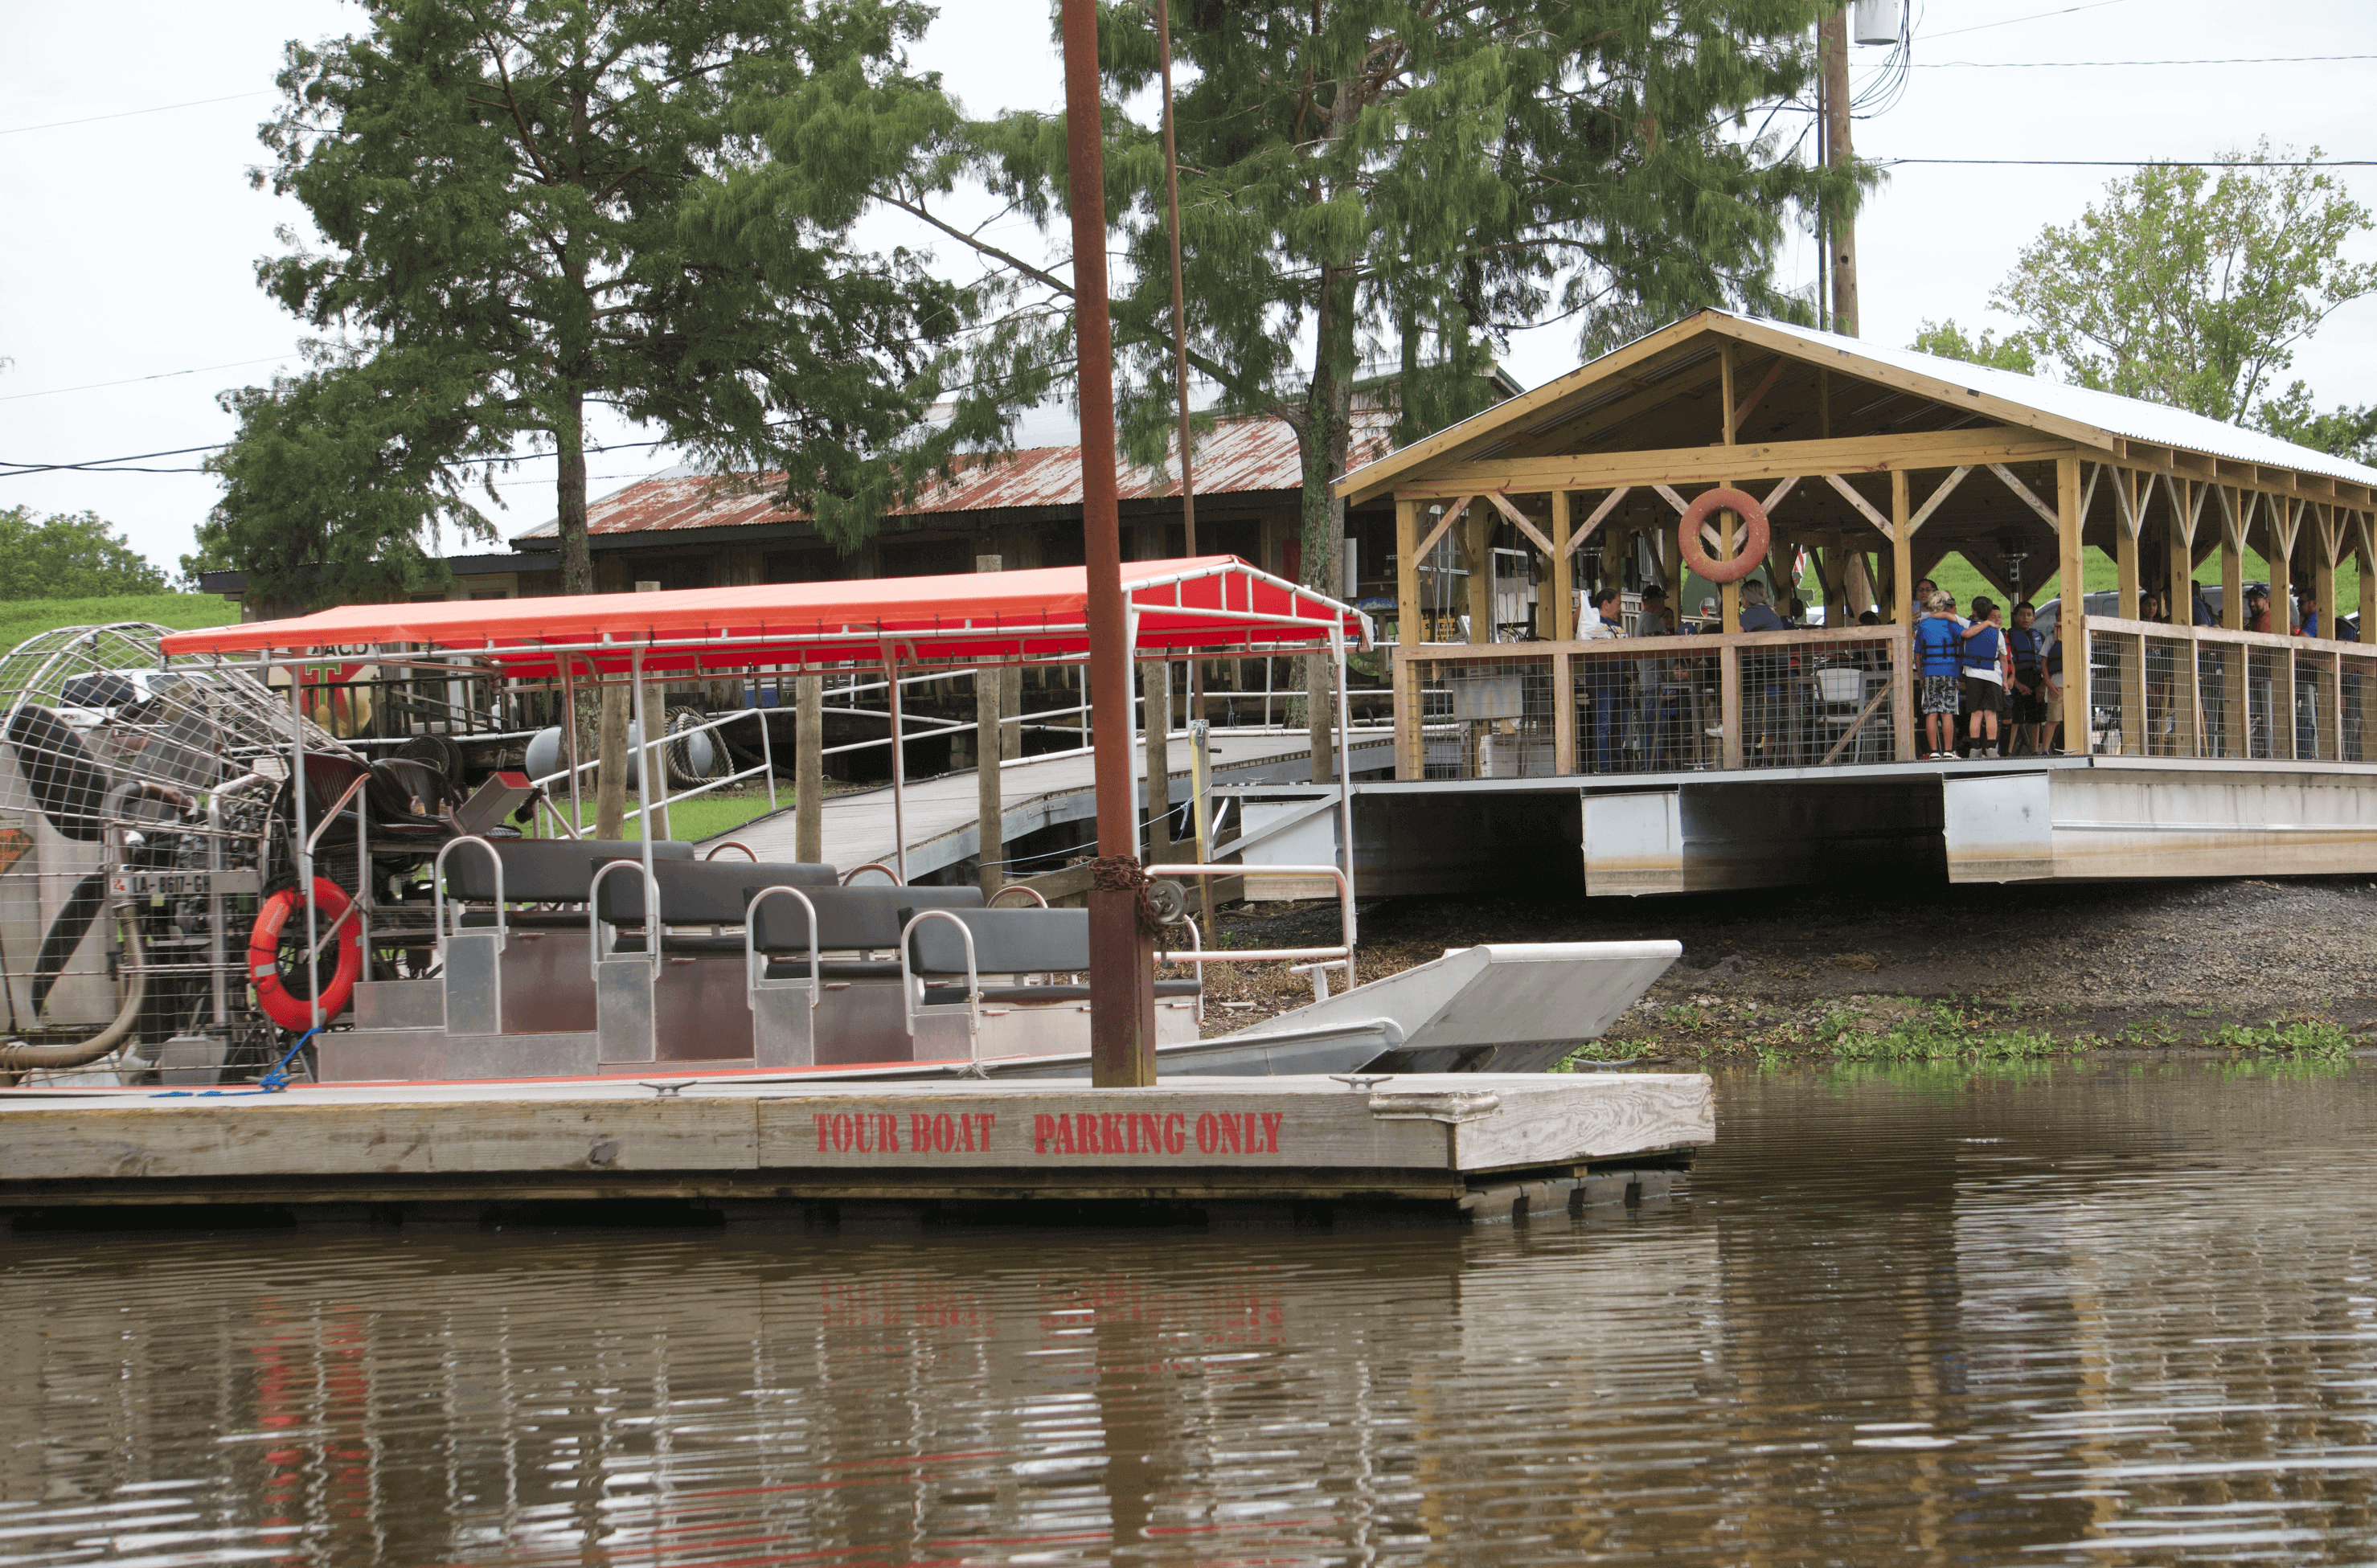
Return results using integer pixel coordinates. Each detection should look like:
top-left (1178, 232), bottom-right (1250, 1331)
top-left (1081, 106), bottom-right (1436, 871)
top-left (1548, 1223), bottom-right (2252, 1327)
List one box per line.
top-left (900, 1), bottom-right (1858, 758)
top-left (1990, 143), bottom-right (2377, 426)
top-left (0, 507), bottom-right (171, 600)
top-left (214, 0), bottom-right (1015, 606)
top-left (1909, 317), bottom-right (2036, 376)
top-left (945, 2), bottom-right (1854, 576)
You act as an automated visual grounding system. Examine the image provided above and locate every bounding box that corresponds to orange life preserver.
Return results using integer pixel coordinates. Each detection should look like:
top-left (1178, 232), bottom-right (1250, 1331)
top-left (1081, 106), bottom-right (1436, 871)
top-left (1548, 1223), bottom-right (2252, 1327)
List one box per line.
top-left (1677, 487), bottom-right (1771, 585)
top-left (249, 878), bottom-right (362, 1031)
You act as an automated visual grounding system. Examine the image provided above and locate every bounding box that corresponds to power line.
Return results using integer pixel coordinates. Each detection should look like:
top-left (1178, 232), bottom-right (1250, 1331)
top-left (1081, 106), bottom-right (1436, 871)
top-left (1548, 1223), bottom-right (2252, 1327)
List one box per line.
top-left (1910, 54), bottom-right (2377, 68)
top-left (1880, 158), bottom-right (2377, 168)
top-left (0, 356), bottom-right (297, 403)
top-left (1917, 1), bottom-right (2132, 41)
top-left (0, 444), bottom-right (227, 477)
top-left (0, 90), bottom-right (275, 137)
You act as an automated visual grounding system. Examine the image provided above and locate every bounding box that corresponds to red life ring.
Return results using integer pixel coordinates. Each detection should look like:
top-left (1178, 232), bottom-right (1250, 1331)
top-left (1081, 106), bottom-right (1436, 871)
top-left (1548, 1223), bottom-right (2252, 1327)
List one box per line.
top-left (248, 878), bottom-right (362, 1031)
top-left (1677, 487), bottom-right (1772, 584)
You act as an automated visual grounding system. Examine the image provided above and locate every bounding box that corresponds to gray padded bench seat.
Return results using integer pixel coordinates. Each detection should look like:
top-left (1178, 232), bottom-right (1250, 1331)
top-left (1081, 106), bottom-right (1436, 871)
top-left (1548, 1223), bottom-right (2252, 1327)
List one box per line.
top-left (594, 858), bottom-right (842, 927)
top-left (904, 907), bottom-right (1091, 977)
top-left (443, 837), bottom-right (697, 904)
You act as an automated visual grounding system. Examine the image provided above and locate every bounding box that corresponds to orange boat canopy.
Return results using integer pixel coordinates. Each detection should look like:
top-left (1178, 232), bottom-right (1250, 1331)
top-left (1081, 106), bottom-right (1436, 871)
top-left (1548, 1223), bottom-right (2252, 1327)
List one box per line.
top-left (159, 557), bottom-right (1369, 675)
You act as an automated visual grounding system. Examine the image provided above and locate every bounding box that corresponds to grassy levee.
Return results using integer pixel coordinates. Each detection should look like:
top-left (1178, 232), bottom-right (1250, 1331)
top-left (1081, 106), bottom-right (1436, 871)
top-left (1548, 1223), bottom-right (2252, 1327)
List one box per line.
top-left (0, 593), bottom-right (238, 655)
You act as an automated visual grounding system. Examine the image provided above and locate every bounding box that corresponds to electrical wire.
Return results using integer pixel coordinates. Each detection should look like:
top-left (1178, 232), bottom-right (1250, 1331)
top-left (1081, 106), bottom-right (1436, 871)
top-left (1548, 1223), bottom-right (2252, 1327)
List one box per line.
top-left (0, 356), bottom-right (298, 403)
top-left (0, 90), bottom-right (275, 137)
top-left (1911, 54), bottom-right (2377, 68)
top-left (1879, 158), bottom-right (2377, 168)
top-left (1917, 0), bottom-right (2132, 41)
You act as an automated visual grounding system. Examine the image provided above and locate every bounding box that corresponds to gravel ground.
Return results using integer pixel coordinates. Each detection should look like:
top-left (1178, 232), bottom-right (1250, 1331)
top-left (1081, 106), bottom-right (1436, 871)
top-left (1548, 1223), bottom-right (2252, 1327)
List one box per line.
top-left (1193, 876), bottom-right (2377, 1057)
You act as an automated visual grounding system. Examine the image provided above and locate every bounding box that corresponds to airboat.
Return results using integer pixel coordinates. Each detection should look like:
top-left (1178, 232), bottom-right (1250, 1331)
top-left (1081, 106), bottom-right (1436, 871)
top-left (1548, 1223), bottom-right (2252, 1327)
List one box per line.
top-left (0, 559), bottom-right (1675, 1090)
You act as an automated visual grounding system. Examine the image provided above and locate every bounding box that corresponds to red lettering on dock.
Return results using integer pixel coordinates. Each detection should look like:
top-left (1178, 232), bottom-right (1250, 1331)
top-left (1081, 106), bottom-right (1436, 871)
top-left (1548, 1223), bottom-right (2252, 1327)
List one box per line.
top-left (1163, 1113), bottom-right (1185, 1154)
top-left (1260, 1112), bottom-right (1281, 1153)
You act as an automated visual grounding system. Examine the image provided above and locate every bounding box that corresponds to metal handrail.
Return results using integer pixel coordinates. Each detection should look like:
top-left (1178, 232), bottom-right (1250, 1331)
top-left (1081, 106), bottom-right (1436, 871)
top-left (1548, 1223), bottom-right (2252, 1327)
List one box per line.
top-left (743, 885), bottom-right (822, 1012)
top-left (1140, 863), bottom-right (1356, 987)
top-left (704, 841), bottom-right (758, 861)
top-left (587, 858), bottom-right (663, 978)
top-left (986, 884), bottom-right (1048, 908)
top-left (898, 908), bottom-right (981, 1046)
top-left (841, 862), bottom-right (901, 886)
top-left (432, 835), bottom-right (506, 948)
top-left (1162, 911), bottom-right (1206, 1024)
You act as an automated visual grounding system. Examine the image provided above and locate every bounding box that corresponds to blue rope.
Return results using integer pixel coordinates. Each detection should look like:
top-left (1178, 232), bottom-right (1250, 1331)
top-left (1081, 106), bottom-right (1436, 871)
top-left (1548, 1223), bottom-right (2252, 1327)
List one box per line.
top-left (150, 1027), bottom-right (319, 1097)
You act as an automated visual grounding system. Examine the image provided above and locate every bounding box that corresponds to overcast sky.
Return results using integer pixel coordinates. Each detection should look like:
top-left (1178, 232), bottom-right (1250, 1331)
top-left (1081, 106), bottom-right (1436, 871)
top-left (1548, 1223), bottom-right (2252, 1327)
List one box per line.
top-left (2, 0), bottom-right (2372, 575)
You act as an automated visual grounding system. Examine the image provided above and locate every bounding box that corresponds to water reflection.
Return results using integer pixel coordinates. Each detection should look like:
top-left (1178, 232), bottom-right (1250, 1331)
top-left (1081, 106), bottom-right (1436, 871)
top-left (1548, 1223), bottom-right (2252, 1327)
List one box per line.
top-left (2, 1060), bottom-right (2372, 1565)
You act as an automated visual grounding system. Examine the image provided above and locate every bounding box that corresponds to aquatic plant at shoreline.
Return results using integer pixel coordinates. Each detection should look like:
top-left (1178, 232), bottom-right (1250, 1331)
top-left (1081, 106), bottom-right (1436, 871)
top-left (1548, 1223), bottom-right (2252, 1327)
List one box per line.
top-left (1818, 999), bottom-right (2061, 1063)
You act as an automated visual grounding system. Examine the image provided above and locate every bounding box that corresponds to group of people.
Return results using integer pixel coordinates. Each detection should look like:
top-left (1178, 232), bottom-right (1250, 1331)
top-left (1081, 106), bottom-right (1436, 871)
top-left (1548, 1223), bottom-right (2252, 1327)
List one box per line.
top-left (1912, 579), bottom-right (2063, 760)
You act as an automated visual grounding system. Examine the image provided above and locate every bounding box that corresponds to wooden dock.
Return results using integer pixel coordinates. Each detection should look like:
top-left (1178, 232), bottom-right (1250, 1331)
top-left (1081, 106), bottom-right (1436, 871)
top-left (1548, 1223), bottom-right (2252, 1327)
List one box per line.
top-left (0, 1072), bottom-right (1710, 1228)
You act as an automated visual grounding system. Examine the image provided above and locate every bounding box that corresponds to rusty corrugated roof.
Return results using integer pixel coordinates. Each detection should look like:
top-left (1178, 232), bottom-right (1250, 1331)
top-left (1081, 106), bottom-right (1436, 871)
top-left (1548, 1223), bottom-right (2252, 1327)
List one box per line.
top-left (517, 409), bottom-right (1395, 541)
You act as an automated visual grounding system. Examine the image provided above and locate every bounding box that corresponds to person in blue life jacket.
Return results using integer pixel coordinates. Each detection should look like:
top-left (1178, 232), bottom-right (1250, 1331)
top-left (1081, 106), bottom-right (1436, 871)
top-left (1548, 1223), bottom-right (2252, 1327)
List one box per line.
top-left (1959, 596), bottom-right (2010, 757)
top-left (2005, 601), bottom-right (2051, 755)
top-left (1914, 590), bottom-right (1965, 759)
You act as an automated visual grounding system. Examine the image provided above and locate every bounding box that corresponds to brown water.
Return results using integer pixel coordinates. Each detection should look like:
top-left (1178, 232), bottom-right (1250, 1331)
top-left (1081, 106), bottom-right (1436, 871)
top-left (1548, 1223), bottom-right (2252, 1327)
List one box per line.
top-left (3, 1060), bottom-right (2374, 1566)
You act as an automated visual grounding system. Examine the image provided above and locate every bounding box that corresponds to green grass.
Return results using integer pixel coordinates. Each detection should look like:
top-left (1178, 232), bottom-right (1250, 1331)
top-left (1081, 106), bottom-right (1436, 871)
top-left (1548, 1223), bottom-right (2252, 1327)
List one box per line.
top-left (1818, 998), bottom-right (2063, 1062)
top-left (553, 788), bottom-right (787, 844)
top-left (0, 592), bottom-right (238, 654)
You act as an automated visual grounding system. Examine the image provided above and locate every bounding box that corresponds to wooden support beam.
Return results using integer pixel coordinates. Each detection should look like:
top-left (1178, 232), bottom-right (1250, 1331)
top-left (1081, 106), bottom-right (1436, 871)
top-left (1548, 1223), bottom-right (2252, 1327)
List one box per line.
top-left (2058, 455), bottom-right (2089, 752)
top-left (1823, 473), bottom-right (1894, 537)
top-left (1395, 498), bottom-right (1421, 649)
top-left (1387, 428), bottom-right (2067, 503)
top-left (2219, 485), bottom-right (2247, 631)
top-left (1989, 463), bottom-right (2061, 530)
top-left (1653, 484), bottom-right (1691, 516)
top-left (1719, 344), bottom-right (1740, 635)
top-left (1465, 500), bottom-right (1494, 644)
top-left (1567, 487), bottom-right (1629, 556)
top-left (1411, 496), bottom-right (1473, 569)
top-left (1904, 465), bottom-right (1973, 536)
top-left (1891, 469), bottom-right (1912, 627)
top-left (1728, 354), bottom-right (1788, 436)
top-left (1551, 490), bottom-right (1576, 641)
top-left (1484, 489), bottom-right (1557, 559)
top-left (2115, 469), bottom-right (2141, 620)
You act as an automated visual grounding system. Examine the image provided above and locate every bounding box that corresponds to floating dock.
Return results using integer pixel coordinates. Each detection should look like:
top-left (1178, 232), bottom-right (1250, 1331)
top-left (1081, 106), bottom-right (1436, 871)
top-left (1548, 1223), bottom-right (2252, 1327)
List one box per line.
top-left (0, 1072), bottom-right (1709, 1229)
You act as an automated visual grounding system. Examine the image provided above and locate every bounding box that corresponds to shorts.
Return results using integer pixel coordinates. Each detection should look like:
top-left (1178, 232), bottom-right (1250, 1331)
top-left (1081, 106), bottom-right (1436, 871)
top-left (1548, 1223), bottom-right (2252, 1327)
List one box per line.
top-left (1921, 674), bottom-right (1961, 716)
top-left (1962, 676), bottom-right (2005, 716)
top-left (2007, 688), bottom-right (2048, 725)
top-left (2047, 689), bottom-right (2064, 723)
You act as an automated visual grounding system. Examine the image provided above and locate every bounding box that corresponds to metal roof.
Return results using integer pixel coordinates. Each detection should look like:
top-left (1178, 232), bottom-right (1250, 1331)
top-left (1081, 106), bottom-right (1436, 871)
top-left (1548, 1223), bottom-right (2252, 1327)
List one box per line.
top-left (1338, 309), bottom-right (2377, 497)
top-left (1741, 315), bottom-right (2377, 488)
top-left (517, 409), bottom-right (1396, 542)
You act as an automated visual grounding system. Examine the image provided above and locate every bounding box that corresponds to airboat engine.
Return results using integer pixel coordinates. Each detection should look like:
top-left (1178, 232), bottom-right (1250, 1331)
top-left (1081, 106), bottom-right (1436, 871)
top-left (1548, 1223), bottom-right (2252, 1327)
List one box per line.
top-left (0, 623), bottom-right (354, 1086)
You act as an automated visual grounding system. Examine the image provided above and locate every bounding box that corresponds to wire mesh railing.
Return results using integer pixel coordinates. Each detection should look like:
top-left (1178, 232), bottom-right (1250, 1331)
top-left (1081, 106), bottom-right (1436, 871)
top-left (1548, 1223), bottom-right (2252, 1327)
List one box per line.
top-left (1736, 634), bottom-right (1902, 769)
top-left (2084, 619), bottom-right (2377, 764)
top-left (1401, 626), bottom-right (1908, 780)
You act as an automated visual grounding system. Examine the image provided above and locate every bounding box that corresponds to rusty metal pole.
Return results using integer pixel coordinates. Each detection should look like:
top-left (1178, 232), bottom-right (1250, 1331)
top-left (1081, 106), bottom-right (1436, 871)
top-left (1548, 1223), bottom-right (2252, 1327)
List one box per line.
top-left (1063, 0), bottom-right (1158, 1087)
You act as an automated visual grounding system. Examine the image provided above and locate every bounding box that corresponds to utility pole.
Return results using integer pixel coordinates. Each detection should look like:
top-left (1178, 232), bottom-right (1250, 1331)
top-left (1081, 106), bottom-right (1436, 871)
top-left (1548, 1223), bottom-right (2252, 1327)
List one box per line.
top-left (1820, 6), bottom-right (1860, 338)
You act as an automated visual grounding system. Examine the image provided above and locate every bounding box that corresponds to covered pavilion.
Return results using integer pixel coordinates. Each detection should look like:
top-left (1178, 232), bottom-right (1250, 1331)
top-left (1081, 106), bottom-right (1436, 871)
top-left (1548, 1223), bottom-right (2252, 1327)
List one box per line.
top-left (1339, 309), bottom-right (2377, 778)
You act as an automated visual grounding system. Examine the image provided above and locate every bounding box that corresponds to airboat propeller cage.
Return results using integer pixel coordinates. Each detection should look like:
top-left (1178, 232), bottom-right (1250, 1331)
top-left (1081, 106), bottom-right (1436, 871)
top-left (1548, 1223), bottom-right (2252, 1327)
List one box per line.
top-left (0, 622), bottom-right (353, 1051)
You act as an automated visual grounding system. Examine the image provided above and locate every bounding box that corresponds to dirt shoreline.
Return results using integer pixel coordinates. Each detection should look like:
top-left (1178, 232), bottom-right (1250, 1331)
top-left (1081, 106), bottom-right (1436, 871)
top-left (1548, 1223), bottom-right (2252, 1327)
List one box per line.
top-left (1195, 875), bottom-right (2377, 1062)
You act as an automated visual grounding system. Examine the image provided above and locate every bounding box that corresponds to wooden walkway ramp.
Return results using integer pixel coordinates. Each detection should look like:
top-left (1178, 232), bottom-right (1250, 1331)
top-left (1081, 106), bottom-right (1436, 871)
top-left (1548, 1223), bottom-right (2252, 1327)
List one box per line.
top-left (723, 727), bottom-right (1394, 878)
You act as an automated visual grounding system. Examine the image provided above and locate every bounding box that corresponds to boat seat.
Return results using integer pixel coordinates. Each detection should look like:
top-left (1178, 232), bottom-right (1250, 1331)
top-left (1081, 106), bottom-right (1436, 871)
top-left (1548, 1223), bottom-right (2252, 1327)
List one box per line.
top-left (593, 858), bottom-right (839, 927)
top-left (904, 907), bottom-right (1093, 978)
top-left (747, 883), bottom-right (986, 955)
top-left (442, 837), bottom-right (697, 904)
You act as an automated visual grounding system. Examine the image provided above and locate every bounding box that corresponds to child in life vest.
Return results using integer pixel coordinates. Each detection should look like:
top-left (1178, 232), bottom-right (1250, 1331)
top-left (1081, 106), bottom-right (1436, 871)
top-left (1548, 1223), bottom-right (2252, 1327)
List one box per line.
top-left (1914, 592), bottom-right (1965, 759)
top-left (1960, 596), bottom-right (2012, 758)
